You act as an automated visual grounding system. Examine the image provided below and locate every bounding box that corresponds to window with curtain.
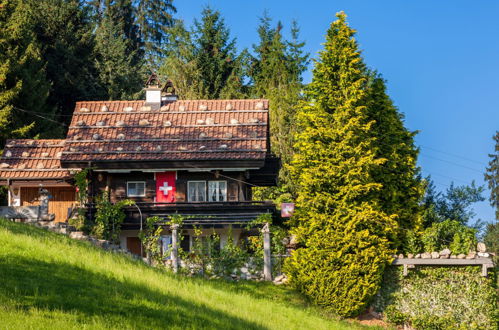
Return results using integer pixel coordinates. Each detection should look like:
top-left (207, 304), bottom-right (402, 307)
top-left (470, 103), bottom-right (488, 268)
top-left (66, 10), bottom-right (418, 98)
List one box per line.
top-left (187, 181), bottom-right (206, 202)
top-left (208, 181), bottom-right (227, 202)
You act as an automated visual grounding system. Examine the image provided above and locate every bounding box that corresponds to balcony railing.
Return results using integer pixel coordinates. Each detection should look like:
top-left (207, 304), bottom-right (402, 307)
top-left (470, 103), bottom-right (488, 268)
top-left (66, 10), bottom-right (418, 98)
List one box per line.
top-left (84, 200), bottom-right (276, 228)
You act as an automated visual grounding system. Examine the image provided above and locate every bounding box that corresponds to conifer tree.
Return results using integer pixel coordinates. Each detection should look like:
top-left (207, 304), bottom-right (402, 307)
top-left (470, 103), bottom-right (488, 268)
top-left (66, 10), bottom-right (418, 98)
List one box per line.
top-left (0, 0), bottom-right (55, 144)
top-left (136, 0), bottom-right (176, 69)
top-left (192, 7), bottom-right (245, 99)
top-left (366, 73), bottom-right (424, 243)
top-left (285, 12), bottom-right (398, 317)
top-left (33, 0), bottom-right (103, 122)
top-left (160, 8), bottom-right (246, 99)
top-left (159, 21), bottom-right (203, 99)
top-left (94, 0), bottom-right (145, 99)
top-left (485, 131), bottom-right (499, 220)
top-left (250, 16), bottom-right (308, 201)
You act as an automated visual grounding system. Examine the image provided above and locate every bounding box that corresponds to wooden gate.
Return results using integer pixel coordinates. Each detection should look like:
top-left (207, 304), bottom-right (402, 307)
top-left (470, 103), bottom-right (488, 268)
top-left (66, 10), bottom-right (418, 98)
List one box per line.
top-left (21, 187), bottom-right (76, 222)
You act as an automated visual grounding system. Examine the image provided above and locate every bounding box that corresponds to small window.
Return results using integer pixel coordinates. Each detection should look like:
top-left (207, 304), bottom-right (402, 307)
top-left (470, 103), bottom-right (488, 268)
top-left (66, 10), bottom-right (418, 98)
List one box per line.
top-left (127, 181), bottom-right (146, 197)
top-left (188, 181), bottom-right (206, 202)
top-left (208, 181), bottom-right (227, 202)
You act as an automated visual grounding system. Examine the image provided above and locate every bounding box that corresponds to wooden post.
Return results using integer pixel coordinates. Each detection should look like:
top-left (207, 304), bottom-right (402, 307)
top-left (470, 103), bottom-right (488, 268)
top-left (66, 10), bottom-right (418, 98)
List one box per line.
top-left (262, 223), bottom-right (272, 281)
top-left (171, 224), bottom-right (179, 273)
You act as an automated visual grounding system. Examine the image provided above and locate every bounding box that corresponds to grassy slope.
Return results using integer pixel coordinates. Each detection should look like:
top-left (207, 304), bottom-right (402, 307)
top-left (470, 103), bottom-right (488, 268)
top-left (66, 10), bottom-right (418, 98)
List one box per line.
top-left (0, 219), bottom-right (361, 330)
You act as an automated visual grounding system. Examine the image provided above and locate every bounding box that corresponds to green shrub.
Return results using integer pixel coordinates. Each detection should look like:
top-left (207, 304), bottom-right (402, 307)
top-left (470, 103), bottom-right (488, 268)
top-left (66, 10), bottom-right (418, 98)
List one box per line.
top-left (93, 191), bottom-right (134, 244)
top-left (285, 205), bottom-right (397, 317)
top-left (373, 266), bottom-right (498, 329)
top-left (420, 219), bottom-right (477, 254)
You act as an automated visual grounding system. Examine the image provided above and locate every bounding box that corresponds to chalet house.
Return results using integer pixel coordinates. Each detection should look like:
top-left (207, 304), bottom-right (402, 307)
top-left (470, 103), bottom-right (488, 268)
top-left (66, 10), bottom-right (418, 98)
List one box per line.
top-left (0, 78), bottom-right (279, 256)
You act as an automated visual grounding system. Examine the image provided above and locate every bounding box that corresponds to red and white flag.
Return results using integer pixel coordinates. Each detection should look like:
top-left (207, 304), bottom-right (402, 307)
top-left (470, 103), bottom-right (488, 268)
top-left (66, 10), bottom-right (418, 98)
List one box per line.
top-left (156, 172), bottom-right (176, 203)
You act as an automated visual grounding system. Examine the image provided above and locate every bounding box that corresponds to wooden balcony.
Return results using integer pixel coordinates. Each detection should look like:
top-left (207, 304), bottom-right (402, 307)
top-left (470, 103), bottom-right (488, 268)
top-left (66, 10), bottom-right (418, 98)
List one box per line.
top-left (85, 201), bottom-right (277, 229)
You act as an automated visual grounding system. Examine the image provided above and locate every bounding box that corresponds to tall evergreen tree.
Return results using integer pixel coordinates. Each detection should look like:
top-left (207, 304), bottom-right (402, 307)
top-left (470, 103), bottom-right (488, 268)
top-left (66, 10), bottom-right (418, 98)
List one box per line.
top-left (484, 131), bottom-right (499, 220)
top-left (136, 0), bottom-right (176, 69)
top-left (0, 0), bottom-right (56, 143)
top-left (160, 8), bottom-right (246, 99)
top-left (192, 7), bottom-right (245, 99)
top-left (250, 16), bottom-right (308, 201)
top-left (93, 0), bottom-right (145, 99)
top-left (285, 12), bottom-right (399, 317)
top-left (159, 21), bottom-right (203, 99)
top-left (33, 0), bottom-right (102, 123)
top-left (366, 73), bottom-right (424, 242)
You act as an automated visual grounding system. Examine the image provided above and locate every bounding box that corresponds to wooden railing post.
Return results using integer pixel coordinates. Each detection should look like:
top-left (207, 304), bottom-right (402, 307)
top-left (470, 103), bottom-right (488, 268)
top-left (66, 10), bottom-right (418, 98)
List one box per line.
top-left (262, 223), bottom-right (272, 281)
top-left (171, 223), bottom-right (179, 273)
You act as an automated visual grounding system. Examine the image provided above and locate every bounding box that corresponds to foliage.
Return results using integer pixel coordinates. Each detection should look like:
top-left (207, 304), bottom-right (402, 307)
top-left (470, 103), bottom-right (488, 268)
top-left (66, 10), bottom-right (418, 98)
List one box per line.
top-left (160, 7), bottom-right (247, 100)
top-left (92, 191), bottom-right (134, 244)
top-left (422, 178), bottom-right (485, 227)
top-left (136, 0), bottom-right (176, 68)
top-left (373, 266), bottom-right (498, 329)
top-left (485, 131), bottom-right (499, 220)
top-left (69, 168), bottom-right (91, 232)
top-left (365, 72), bottom-right (424, 245)
top-left (0, 218), bottom-right (353, 329)
top-left (419, 219), bottom-right (477, 254)
top-left (211, 227), bottom-right (248, 277)
top-left (249, 16), bottom-right (309, 199)
top-left (93, 0), bottom-right (145, 100)
top-left (245, 228), bottom-right (287, 276)
top-left (32, 0), bottom-right (103, 122)
top-left (0, 0), bottom-right (54, 145)
top-left (484, 222), bottom-right (499, 263)
top-left (138, 216), bottom-right (164, 265)
top-left (285, 12), bottom-right (399, 317)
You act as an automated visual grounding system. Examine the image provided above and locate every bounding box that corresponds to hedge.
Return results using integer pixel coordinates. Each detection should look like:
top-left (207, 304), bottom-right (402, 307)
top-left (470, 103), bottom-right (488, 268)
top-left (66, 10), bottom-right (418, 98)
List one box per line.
top-left (372, 266), bottom-right (498, 329)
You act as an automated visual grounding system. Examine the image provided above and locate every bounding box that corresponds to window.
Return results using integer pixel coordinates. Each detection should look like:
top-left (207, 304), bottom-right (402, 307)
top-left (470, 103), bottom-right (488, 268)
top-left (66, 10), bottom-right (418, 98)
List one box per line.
top-left (208, 181), bottom-right (227, 202)
top-left (127, 181), bottom-right (146, 197)
top-left (188, 181), bottom-right (206, 202)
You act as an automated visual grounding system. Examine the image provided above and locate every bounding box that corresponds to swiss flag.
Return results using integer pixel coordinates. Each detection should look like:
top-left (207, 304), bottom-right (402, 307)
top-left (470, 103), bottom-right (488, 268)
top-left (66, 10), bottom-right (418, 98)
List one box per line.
top-left (156, 172), bottom-right (176, 203)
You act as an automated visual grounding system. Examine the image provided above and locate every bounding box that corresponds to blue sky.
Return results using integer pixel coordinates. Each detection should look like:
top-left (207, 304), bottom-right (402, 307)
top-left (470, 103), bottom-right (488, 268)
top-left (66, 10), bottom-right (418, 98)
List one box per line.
top-left (175, 1), bottom-right (499, 223)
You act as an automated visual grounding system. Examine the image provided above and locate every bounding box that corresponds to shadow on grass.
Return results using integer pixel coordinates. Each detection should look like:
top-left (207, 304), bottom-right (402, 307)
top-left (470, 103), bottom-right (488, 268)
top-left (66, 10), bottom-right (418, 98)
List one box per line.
top-left (0, 256), bottom-right (265, 329)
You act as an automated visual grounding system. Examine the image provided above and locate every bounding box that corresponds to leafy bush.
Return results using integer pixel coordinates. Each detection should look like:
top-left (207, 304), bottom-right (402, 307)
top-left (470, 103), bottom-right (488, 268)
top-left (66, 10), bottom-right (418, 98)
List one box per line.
top-left (420, 219), bottom-right (477, 254)
top-left (245, 213), bottom-right (287, 276)
top-left (373, 266), bottom-right (498, 329)
top-left (93, 191), bottom-right (134, 244)
top-left (285, 205), bottom-right (398, 317)
top-left (69, 168), bottom-right (92, 232)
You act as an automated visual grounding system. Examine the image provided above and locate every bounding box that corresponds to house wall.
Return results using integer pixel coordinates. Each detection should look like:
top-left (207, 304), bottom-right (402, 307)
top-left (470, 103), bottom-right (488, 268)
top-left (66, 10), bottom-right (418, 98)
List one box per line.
top-left (20, 186), bottom-right (76, 222)
top-left (91, 170), bottom-right (251, 203)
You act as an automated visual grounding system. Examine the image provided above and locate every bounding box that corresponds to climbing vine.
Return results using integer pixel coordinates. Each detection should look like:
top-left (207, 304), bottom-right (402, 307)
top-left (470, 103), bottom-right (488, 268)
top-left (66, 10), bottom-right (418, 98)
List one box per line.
top-left (69, 168), bottom-right (91, 231)
top-left (92, 191), bottom-right (134, 244)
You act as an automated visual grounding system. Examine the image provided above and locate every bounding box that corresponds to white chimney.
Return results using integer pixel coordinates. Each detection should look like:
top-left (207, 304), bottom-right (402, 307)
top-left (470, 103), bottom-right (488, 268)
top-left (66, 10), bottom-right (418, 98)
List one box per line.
top-left (144, 73), bottom-right (162, 110)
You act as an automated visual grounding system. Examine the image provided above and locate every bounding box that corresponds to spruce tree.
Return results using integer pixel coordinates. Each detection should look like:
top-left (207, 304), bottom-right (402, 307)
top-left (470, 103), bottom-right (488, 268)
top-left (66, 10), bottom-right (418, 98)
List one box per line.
top-left (94, 0), bottom-right (145, 99)
top-left (33, 0), bottom-right (103, 122)
top-left (0, 0), bottom-right (55, 144)
top-left (250, 17), bottom-right (308, 201)
top-left (192, 7), bottom-right (245, 99)
top-left (136, 0), bottom-right (176, 69)
top-left (285, 12), bottom-right (398, 317)
top-left (159, 21), bottom-right (203, 99)
top-left (159, 8), bottom-right (246, 99)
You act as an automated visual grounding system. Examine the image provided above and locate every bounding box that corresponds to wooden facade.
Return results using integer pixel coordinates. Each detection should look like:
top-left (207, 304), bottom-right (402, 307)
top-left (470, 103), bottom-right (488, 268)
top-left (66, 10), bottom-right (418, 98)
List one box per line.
top-left (0, 83), bottom-right (280, 255)
top-left (20, 187), bottom-right (76, 222)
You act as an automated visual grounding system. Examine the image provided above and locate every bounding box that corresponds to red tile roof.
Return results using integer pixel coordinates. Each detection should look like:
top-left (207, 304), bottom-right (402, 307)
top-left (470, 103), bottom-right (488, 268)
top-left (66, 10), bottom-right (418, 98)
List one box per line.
top-left (0, 139), bottom-right (73, 180)
top-left (61, 99), bottom-right (269, 163)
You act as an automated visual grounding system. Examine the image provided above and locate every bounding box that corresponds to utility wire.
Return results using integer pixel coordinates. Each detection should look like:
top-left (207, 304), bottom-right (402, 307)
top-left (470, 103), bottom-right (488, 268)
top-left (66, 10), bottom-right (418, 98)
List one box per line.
top-left (420, 153), bottom-right (484, 174)
top-left (419, 145), bottom-right (487, 166)
top-left (12, 106), bottom-right (67, 126)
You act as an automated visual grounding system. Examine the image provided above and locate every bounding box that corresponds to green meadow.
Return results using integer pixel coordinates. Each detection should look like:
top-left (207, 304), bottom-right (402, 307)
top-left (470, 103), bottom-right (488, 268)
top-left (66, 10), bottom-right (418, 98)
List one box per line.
top-left (0, 219), bottom-right (365, 329)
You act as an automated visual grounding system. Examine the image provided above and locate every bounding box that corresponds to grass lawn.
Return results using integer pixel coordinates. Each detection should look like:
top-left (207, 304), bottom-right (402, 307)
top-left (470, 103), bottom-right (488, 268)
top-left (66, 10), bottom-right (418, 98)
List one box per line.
top-left (0, 219), bottom-right (368, 329)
